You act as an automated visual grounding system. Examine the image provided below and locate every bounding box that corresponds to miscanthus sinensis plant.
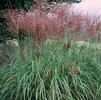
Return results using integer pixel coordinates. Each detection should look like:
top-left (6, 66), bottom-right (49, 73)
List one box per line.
top-left (0, 37), bottom-right (101, 100)
top-left (5, 1), bottom-right (101, 43)
top-left (1, 1), bottom-right (101, 100)
top-left (5, 2), bottom-right (72, 41)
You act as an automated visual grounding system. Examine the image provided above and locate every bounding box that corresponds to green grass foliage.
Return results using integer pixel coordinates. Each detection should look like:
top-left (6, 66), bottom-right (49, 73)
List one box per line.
top-left (0, 37), bottom-right (101, 100)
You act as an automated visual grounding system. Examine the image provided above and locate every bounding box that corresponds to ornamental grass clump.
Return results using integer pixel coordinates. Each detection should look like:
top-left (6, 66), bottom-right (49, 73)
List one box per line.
top-left (1, 1), bottom-right (101, 99)
top-left (5, 1), bottom-right (101, 42)
top-left (80, 14), bottom-right (101, 40)
top-left (0, 38), bottom-right (101, 100)
top-left (5, 2), bottom-right (74, 59)
top-left (5, 2), bottom-right (72, 41)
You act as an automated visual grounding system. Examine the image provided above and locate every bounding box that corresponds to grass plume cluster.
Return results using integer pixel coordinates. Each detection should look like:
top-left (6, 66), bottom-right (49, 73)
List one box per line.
top-left (5, 2), bottom-right (101, 41)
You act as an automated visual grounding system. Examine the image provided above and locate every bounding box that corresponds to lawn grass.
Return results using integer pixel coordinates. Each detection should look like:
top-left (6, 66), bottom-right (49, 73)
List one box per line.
top-left (0, 36), bottom-right (101, 100)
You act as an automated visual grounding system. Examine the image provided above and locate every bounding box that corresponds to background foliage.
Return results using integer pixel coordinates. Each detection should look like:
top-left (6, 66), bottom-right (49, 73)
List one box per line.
top-left (0, 0), bottom-right (81, 10)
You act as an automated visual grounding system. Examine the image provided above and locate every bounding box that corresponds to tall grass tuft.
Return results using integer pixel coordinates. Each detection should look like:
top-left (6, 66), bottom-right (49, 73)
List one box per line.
top-left (5, 2), bottom-right (101, 42)
top-left (0, 37), bottom-right (101, 100)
